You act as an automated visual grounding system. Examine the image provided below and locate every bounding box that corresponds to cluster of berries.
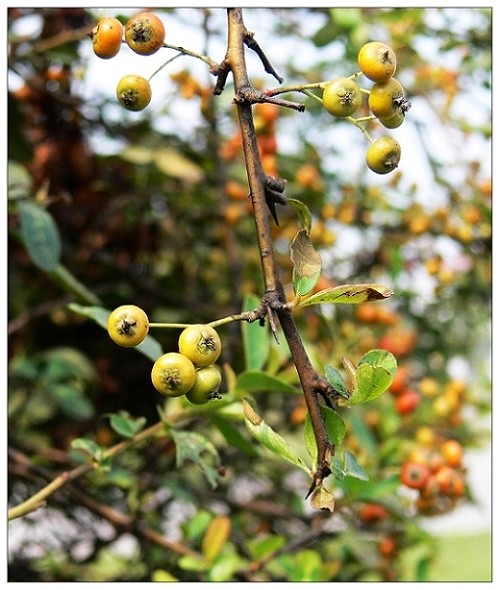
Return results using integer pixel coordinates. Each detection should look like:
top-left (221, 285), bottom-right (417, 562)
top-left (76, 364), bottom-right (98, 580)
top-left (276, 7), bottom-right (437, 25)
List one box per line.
top-left (91, 12), bottom-right (166, 111)
top-left (322, 41), bottom-right (411, 174)
top-left (107, 305), bottom-right (222, 405)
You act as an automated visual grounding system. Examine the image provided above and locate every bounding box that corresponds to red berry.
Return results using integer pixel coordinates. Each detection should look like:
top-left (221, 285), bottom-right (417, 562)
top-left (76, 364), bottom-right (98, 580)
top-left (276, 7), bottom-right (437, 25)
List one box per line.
top-left (400, 461), bottom-right (431, 490)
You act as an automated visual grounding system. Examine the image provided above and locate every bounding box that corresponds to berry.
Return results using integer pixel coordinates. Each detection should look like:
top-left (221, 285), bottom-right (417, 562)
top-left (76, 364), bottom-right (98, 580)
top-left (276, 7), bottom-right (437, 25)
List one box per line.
top-left (440, 439), bottom-right (463, 468)
top-left (394, 389), bottom-right (420, 415)
top-left (366, 136), bottom-right (401, 174)
top-left (186, 365), bottom-right (222, 405)
top-left (125, 11), bottom-right (165, 56)
top-left (91, 17), bottom-right (123, 60)
top-left (368, 78), bottom-right (406, 119)
top-left (400, 461), bottom-right (431, 490)
top-left (107, 305), bottom-right (149, 347)
top-left (116, 75), bottom-right (152, 111)
top-left (379, 109), bottom-right (406, 129)
top-left (178, 324), bottom-right (222, 368)
top-left (358, 503), bottom-right (388, 523)
top-left (151, 352), bottom-right (196, 397)
top-left (322, 77), bottom-right (362, 118)
top-left (358, 41), bottom-right (397, 82)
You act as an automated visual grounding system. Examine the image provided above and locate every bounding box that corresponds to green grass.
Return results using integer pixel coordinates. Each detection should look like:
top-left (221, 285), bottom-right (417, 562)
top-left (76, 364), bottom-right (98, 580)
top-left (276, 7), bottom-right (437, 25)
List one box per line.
top-left (427, 530), bottom-right (492, 582)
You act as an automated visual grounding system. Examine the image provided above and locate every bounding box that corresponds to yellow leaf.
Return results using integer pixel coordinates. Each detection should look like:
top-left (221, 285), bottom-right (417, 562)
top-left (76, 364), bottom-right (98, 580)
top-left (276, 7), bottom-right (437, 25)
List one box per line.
top-left (153, 148), bottom-right (204, 184)
top-left (201, 515), bottom-right (232, 563)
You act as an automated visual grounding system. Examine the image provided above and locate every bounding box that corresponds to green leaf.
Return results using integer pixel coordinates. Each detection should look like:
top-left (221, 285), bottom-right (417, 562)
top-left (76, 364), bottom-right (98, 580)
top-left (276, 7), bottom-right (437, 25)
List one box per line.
top-left (343, 450), bottom-right (369, 481)
top-left (243, 399), bottom-right (311, 473)
top-left (183, 510), bottom-right (213, 542)
top-left (304, 405), bottom-right (346, 463)
top-left (359, 349), bottom-right (398, 377)
top-left (348, 349), bottom-right (397, 405)
top-left (303, 413), bottom-right (318, 463)
top-left (388, 244), bottom-right (405, 280)
top-left (351, 366), bottom-right (392, 405)
top-left (8, 160), bottom-right (32, 200)
top-left (151, 570), bottom-right (179, 582)
top-left (207, 552), bottom-right (243, 582)
top-left (298, 283), bottom-right (393, 307)
top-left (246, 535), bottom-right (286, 560)
top-left (43, 347), bottom-right (97, 385)
top-left (171, 430), bottom-right (221, 489)
top-left (341, 474), bottom-right (400, 500)
top-left (68, 304), bottom-right (163, 362)
top-left (290, 229), bottom-right (322, 297)
top-left (236, 370), bottom-right (300, 395)
top-left (52, 384), bottom-right (94, 420)
top-left (210, 414), bottom-right (258, 455)
top-left (241, 293), bottom-right (269, 371)
top-left (349, 412), bottom-right (378, 456)
top-left (312, 22), bottom-right (338, 47)
top-left (178, 555), bottom-right (209, 573)
top-left (322, 405), bottom-right (347, 445)
top-left (324, 365), bottom-right (350, 398)
top-left (71, 437), bottom-right (102, 461)
top-left (17, 200), bottom-right (62, 272)
top-left (109, 412), bottom-right (146, 438)
top-left (287, 198), bottom-right (313, 233)
top-left (291, 549), bottom-right (324, 581)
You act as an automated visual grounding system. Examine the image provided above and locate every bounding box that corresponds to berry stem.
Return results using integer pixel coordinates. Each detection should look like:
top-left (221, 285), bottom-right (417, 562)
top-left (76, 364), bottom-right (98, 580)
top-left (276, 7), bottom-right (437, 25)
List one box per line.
top-left (148, 322), bottom-right (192, 329)
top-left (346, 116), bottom-right (375, 143)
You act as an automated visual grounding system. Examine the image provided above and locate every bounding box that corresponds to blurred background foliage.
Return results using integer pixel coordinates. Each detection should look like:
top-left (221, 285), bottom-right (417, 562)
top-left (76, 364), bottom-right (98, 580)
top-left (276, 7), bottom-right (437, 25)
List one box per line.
top-left (7, 7), bottom-right (491, 582)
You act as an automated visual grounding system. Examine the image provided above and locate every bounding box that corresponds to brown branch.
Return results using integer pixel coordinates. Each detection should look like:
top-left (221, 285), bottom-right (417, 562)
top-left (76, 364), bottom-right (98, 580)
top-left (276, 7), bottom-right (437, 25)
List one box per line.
top-left (243, 30), bottom-right (284, 84)
top-left (225, 8), bottom-right (334, 496)
top-left (9, 447), bottom-right (200, 558)
top-left (8, 420), bottom-right (167, 520)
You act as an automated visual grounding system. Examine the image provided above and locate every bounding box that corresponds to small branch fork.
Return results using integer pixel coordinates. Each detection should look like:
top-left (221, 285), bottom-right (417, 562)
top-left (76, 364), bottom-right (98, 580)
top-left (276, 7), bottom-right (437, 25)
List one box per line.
top-left (220, 8), bottom-right (341, 495)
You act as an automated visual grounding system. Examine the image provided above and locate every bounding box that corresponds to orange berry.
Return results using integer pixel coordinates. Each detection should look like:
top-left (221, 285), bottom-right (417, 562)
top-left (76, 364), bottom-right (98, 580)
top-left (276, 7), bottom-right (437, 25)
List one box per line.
top-left (359, 503), bottom-right (389, 523)
top-left (441, 439), bottom-right (463, 468)
top-left (394, 389), bottom-right (420, 415)
top-left (389, 366), bottom-right (411, 396)
top-left (378, 327), bottom-right (417, 356)
top-left (356, 302), bottom-right (378, 324)
top-left (378, 536), bottom-right (397, 557)
top-left (434, 465), bottom-right (461, 496)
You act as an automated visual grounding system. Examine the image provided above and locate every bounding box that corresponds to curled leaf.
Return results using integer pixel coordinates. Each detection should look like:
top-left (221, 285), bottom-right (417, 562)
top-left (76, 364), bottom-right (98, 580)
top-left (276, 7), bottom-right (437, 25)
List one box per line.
top-left (287, 198), bottom-right (313, 233)
top-left (298, 283), bottom-right (393, 307)
top-left (310, 485), bottom-right (335, 512)
top-left (290, 229), bottom-right (322, 297)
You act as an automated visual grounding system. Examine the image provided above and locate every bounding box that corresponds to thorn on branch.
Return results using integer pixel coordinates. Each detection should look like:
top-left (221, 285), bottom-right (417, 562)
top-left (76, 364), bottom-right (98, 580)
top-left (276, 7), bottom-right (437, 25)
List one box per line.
top-left (264, 175), bottom-right (287, 225)
top-left (305, 459), bottom-right (333, 499)
top-left (244, 30), bottom-right (284, 84)
top-left (266, 305), bottom-right (280, 345)
top-left (213, 60), bottom-right (231, 95)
